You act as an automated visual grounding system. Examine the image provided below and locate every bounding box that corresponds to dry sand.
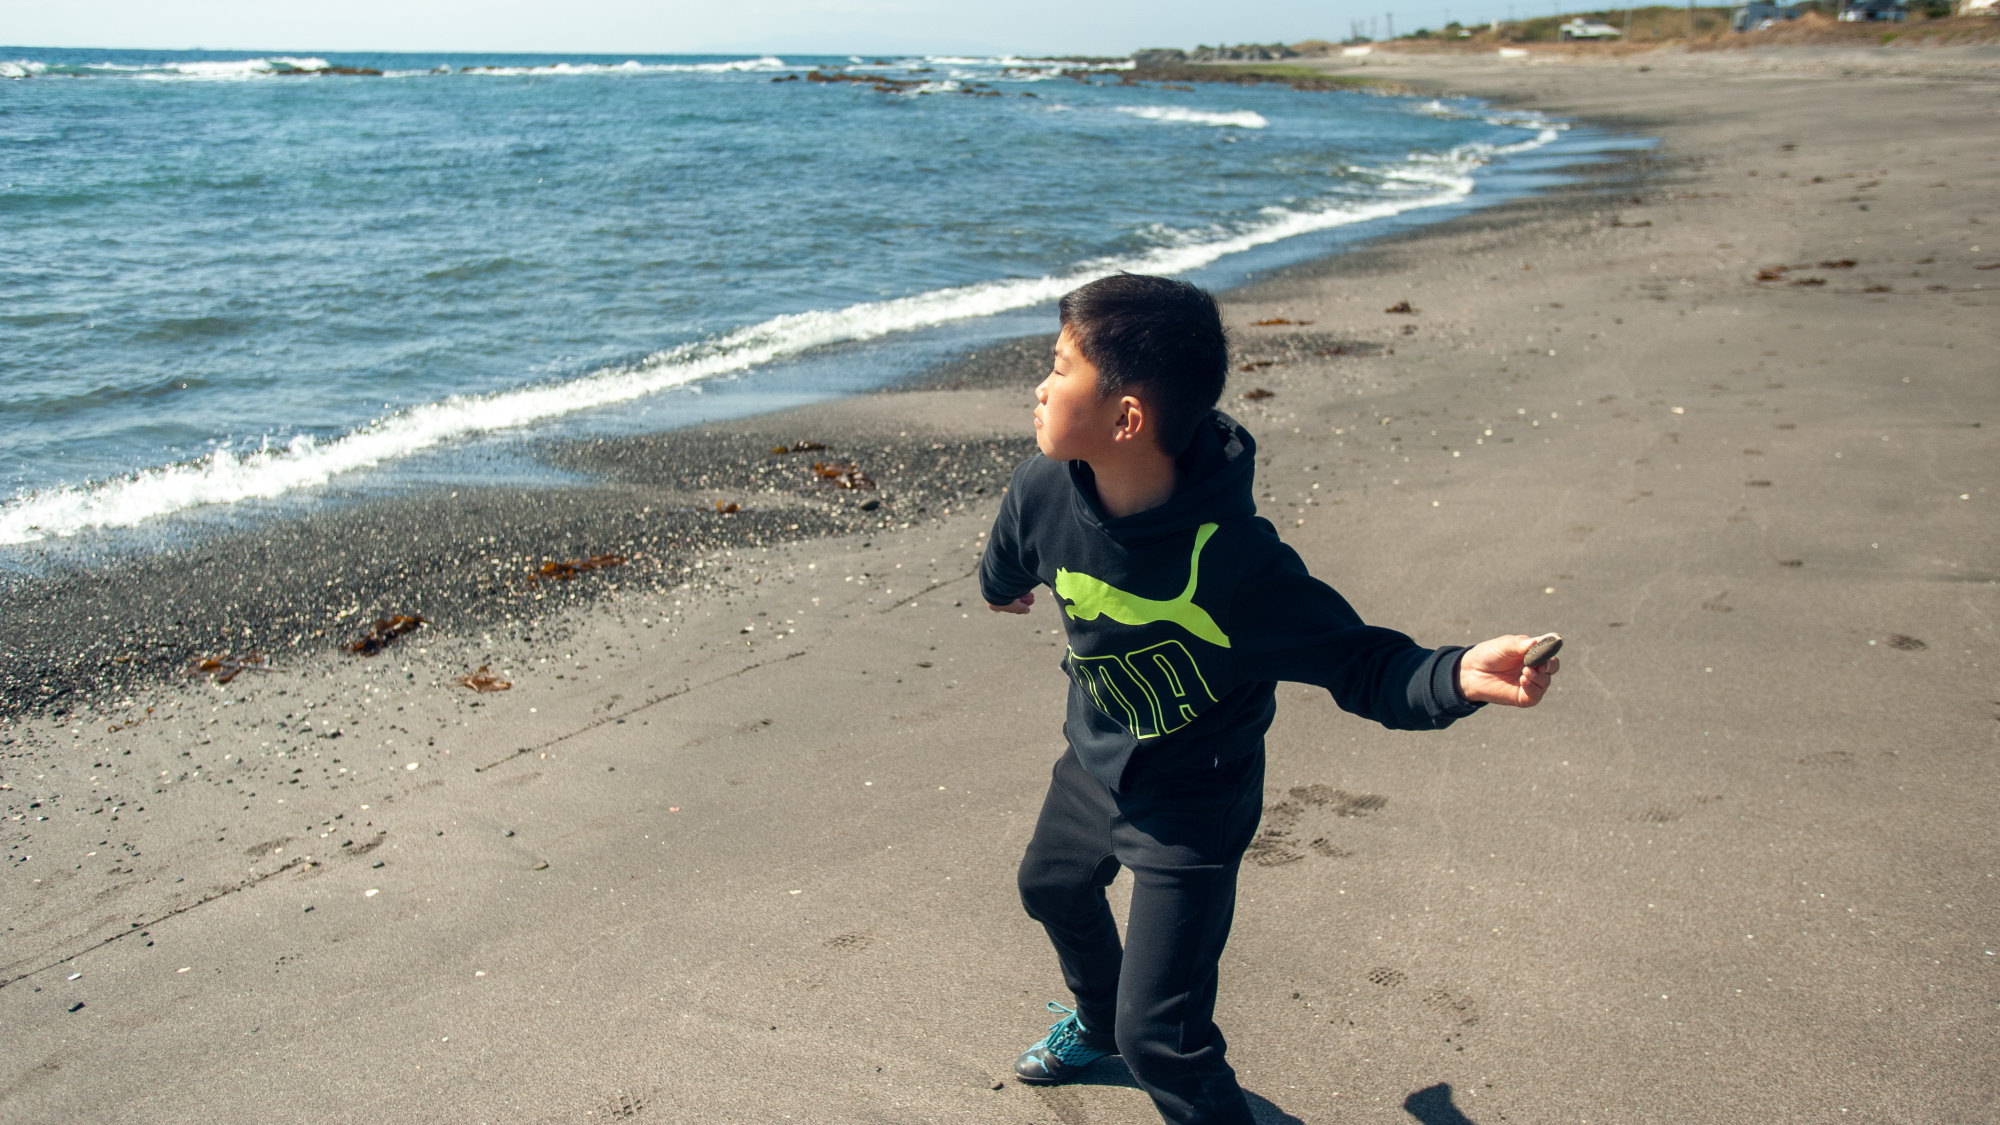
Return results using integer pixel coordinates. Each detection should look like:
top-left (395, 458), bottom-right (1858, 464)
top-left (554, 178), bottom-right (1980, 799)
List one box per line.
top-left (4, 50), bottom-right (1996, 1124)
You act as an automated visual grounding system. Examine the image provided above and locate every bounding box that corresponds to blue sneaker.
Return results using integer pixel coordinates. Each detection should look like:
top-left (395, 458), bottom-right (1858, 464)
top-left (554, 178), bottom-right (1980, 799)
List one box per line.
top-left (1014, 1001), bottom-right (1118, 1084)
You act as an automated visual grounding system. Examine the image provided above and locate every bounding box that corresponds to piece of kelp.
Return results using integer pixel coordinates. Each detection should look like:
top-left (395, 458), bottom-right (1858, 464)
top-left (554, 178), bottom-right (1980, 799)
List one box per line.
top-left (811, 461), bottom-right (875, 489)
top-left (458, 665), bottom-right (512, 692)
top-left (348, 614), bottom-right (425, 655)
top-left (531, 554), bottom-right (627, 582)
top-left (192, 654), bottom-right (281, 683)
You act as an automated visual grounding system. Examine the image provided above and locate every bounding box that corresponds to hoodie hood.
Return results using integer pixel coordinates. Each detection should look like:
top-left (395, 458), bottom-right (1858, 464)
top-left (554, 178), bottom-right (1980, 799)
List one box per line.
top-left (1067, 410), bottom-right (1258, 542)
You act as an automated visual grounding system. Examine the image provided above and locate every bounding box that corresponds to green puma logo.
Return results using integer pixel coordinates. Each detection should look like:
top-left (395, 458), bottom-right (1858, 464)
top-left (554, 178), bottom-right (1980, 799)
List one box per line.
top-left (1055, 522), bottom-right (1231, 649)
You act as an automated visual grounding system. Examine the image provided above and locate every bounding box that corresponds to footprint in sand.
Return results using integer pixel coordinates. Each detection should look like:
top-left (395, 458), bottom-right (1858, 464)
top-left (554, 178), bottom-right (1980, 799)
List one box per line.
top-left (591, 1088), bottom-right (652, 1119)
top-left (1796, 749), bottom-right (1857, 767)
top-left (1422, 986), bottom-right (1481, 1026)
top-left (1630, 794), bottom-right (1724, 825)
top-left (1364, 969), bottom-right (1481, 1028)
top-left (1247, 785), bottom-right (1387, 867)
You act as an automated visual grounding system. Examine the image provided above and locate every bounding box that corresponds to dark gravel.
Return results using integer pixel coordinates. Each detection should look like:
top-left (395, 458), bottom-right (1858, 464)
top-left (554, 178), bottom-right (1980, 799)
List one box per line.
top-left (0, 389), bottom-right (1036, 721)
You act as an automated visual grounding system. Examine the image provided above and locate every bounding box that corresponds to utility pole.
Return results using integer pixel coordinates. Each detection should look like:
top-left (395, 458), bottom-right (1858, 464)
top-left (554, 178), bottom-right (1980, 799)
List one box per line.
top-left (1386, 12), bottom-right (1395, 37)
top-left (1686, 0), bottom-right (1696, 37)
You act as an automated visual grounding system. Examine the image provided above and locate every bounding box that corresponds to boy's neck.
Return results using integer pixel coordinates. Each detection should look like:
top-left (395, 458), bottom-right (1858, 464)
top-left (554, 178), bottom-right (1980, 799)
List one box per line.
top-left (1084, 444), bottom-right (1179, 520)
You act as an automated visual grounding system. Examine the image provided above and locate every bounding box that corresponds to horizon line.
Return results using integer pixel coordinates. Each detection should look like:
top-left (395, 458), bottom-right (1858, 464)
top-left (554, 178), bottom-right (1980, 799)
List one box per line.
top-left (1, 42), bottom-right (1130, 59)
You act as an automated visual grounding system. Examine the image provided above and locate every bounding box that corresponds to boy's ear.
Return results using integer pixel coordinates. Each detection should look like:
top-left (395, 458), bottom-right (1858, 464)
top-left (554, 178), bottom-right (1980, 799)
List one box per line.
top-left (1112, 394), bottom-right (1147, 442)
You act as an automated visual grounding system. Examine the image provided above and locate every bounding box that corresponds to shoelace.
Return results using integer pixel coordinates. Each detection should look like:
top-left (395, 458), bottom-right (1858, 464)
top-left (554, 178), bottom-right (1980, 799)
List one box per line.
top-left (1038, 1001), bottom-right (1110, 1064)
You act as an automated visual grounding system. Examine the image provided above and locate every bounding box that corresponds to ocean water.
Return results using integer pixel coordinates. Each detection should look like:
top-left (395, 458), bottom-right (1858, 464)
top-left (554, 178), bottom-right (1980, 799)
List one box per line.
top-left (0, 48), bottom-right (1599, 552)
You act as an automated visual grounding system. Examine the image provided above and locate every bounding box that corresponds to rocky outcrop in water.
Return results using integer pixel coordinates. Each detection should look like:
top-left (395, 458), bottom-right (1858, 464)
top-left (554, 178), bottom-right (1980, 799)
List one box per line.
top-left (1133, 44), bottom-right (1302, 66)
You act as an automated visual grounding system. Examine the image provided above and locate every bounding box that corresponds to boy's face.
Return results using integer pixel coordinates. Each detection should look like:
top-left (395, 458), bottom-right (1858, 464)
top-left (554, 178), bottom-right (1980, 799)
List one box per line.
top-left (1035, 328), bottom-right (1124, 463)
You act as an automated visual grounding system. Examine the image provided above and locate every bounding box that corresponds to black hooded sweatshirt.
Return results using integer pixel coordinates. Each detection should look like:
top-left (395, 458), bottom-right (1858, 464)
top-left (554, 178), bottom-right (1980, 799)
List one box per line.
top-left (980, 411), bottom-right (1480, 793)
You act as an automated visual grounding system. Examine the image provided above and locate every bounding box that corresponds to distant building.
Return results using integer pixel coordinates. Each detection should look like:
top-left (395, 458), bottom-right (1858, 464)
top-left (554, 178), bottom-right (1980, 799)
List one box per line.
top-left (1732, 2), bottom-right (1805, 29)
top-left (1732, 2), bottom-right (1806, 29)
top-left (1838, 0), bottom-right (1907, 19)
top-left (1557, 17), bottom-right (1622, 38)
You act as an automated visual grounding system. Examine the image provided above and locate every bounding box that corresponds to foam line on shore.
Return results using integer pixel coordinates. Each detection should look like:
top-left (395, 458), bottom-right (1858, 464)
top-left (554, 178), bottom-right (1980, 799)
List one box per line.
top-left (0, 126), bottom-right (1563, 545)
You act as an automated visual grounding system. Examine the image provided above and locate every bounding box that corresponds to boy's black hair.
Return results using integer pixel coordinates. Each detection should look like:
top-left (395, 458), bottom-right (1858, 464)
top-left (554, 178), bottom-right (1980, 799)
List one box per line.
top-left (1058, 273), bottom-right (1229, 457)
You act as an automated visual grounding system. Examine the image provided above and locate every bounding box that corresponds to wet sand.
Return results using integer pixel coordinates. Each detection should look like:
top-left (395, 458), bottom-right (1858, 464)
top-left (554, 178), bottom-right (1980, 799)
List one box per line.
top-left (4, 50), bottom-right (1996, 1124)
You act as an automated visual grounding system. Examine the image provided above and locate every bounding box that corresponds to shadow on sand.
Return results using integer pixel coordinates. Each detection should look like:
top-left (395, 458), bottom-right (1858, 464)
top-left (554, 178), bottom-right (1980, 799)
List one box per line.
top-left (1058, 1058), bottom-right (1306, 1123)
top-left (1404, 1082), bottom-right (1483, 1125)
top-left (1051, 1060), bottom-right (1481, 1122)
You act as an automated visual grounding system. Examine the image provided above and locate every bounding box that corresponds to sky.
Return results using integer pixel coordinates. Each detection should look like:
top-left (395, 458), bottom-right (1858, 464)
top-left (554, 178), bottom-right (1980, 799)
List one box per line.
top-left (1, 0), bottom-right (1569, 57)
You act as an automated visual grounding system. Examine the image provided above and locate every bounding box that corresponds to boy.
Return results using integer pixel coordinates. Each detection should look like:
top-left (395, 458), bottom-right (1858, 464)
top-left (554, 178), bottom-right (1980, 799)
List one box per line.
top-left (979, 274), bottom-right (1556, 1125)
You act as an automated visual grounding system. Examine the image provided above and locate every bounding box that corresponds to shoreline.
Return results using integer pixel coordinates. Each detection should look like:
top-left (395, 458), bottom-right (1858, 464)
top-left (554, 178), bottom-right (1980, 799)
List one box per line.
top-left (0, 50), bottom-right (1566, 559)
top-left (0, 101), bottom-right (1621, 722)
top-left (4, 48), bottom-right (1996, 1125)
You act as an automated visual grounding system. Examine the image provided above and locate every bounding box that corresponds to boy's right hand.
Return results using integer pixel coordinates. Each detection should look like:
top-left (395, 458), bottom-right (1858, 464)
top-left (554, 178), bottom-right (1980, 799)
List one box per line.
top-left (988, 592), bottom-right (1036, 615)
top-left (1458, 633), bottom-right (1559, 707)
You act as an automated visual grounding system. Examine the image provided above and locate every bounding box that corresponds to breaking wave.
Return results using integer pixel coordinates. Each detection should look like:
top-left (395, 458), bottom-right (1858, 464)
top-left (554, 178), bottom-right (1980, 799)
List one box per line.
top-left (9, 56), bottom-right (341, 81)
top-left (0, 56), bottom-right (1570, 544)
top-left (1116, 105), bottom-right (1269, 129)
top-left (457, 56), bottom-right (790, 77)
top-left (0, 125), bottom-right (1563, 545)
top-left (0, 54), bottom-right (794, 81)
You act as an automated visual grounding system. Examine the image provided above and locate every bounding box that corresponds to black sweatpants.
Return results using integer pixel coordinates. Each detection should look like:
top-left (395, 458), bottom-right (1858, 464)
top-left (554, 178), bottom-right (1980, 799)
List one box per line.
top-left (1017, 745), bottom-right (1266, 1125)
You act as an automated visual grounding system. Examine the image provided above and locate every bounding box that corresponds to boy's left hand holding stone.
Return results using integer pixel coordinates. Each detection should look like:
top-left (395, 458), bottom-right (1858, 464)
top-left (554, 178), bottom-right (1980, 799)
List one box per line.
top-left (1458, 634), bottom-right (1561, 707)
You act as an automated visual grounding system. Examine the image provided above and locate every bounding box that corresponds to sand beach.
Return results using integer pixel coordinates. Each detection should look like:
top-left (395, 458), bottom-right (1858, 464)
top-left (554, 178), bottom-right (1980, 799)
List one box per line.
top-left (3, 47), bottom-right (1996, 1123)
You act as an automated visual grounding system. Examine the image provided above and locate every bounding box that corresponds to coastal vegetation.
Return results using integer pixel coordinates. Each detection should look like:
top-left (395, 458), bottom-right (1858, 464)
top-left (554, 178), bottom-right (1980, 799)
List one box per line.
top-left (1137, 4), bottom-right (1997, 55)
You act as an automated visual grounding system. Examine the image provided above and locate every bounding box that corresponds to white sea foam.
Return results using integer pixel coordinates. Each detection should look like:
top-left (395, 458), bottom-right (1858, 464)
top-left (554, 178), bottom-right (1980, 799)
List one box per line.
top-left (922, 55), bottom-right (1126, 70)
top-left (30, 56), bottom-right (341, 81)
top-left (671, 56), bottom-right (789, 73)
top-left (1380, 165), bottom-right (1478, 194)
top-left (6, 54), bottom-right (793, 82)
top-left (1409, 100), bottom-right (1569, 137)
top-left (1416, 128), bottom-right (1566, 164)
top-left (457, 56), bottom-right (788, 77)
top-left (0, 120), bottom-right (1563, 545)
top-left (1483, 110), bottom-right (1565, 132)
top-left (140, 57), bottom-right (333, 80)
top-left (1116, 105), bottom-right (1268, 129)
